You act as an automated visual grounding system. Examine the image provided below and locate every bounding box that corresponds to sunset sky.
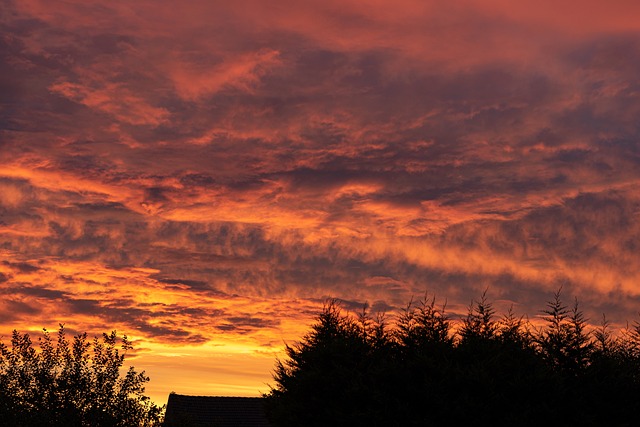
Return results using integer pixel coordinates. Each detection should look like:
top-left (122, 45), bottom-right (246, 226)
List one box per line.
top-left (3, 0), bottom-right (640, 404)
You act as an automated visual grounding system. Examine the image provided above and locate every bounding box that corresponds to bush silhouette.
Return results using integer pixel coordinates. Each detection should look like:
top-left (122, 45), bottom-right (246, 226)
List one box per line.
top-left (0, 325), bottom-right (164, 427)
top-left (265, 291), bottom-right (640, 427)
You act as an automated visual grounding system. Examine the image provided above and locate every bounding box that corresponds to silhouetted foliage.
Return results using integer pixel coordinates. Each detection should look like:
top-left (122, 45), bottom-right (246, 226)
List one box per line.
top-left (0, 325), bottom-right (164, 427)
top-left (265, 290), bottom-right (640, 427)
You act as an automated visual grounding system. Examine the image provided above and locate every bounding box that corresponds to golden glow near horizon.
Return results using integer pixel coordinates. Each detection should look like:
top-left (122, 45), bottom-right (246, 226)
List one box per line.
top-left (3, 0), bottom-right (640, 405)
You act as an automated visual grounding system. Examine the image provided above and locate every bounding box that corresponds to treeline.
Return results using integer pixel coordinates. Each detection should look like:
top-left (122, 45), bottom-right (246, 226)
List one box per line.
top-left (265, 291), bottom-right (640, 427)
top-left (0, 326), bottom-right (163, 427)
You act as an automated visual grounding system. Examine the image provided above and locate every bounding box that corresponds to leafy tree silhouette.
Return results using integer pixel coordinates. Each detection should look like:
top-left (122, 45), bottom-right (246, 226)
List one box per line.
top-left (0, 325), bottom-right (164, 427)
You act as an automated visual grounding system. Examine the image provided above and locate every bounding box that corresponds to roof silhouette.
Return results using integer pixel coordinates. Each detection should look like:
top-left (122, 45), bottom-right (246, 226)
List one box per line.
top-left (163, 393), bottom-right (272, 427)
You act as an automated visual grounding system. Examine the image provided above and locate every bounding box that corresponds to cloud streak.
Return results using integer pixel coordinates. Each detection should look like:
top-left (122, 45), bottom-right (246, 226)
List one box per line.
top-left (3, 0), bottom-right (640, 403)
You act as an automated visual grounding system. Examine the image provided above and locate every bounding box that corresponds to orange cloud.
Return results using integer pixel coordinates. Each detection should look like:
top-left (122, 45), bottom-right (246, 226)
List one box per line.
top-left (49, 81), bottom-right (169, 126)
top-left (169, 49), bottom-right (282, 101)
top-left (5, 0), bottom-right (640, 406)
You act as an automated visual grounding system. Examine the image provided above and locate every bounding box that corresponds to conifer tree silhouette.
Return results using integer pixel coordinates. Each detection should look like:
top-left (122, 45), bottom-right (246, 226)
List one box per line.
top-left (265, 291), bottom-right (640, 427)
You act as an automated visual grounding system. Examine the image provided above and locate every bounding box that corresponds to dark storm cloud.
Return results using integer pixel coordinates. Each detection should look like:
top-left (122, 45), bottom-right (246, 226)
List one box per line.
top-left (62, 296), bottom-right (218, 343)
top-left (152, 277), bottom-right (214, 292)
top-left (2, 261), bottom-right (41, 273)
top-left (443, 191), bottom-right (638, 263)
top-left (0, 285), bottom-right (67, 300)
top-left (220, 316), bottom-right (279, 331)
top-left (0, 300), bottom-right (41, 322)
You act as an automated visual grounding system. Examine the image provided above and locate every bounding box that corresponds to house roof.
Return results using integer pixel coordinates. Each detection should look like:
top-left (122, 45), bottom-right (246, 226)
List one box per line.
top-left (163, 393), bottom-right (272, 427)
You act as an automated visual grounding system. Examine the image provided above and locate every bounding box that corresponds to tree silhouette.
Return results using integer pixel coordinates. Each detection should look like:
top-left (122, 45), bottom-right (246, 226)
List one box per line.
top-left (266, 300), bottom-right (374, 426)
top-left (537, 290), bottom-right (593, 376)
top-left (392, 294), bottom-right (454, 426)
top-left (459, 290), bottom-right (497, 343)
top-left (265, 290), bottom-right (640, 427)
top-left (0, 325), bottom-right (164, 427)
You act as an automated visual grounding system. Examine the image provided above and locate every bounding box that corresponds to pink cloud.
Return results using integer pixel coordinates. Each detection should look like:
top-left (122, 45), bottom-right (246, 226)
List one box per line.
top-left (169, 49), bottom-right (283, 100)
top-left (5, 0), bottom-right (640, 403)
top-left (49, 81), bottom-right (169, 126)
